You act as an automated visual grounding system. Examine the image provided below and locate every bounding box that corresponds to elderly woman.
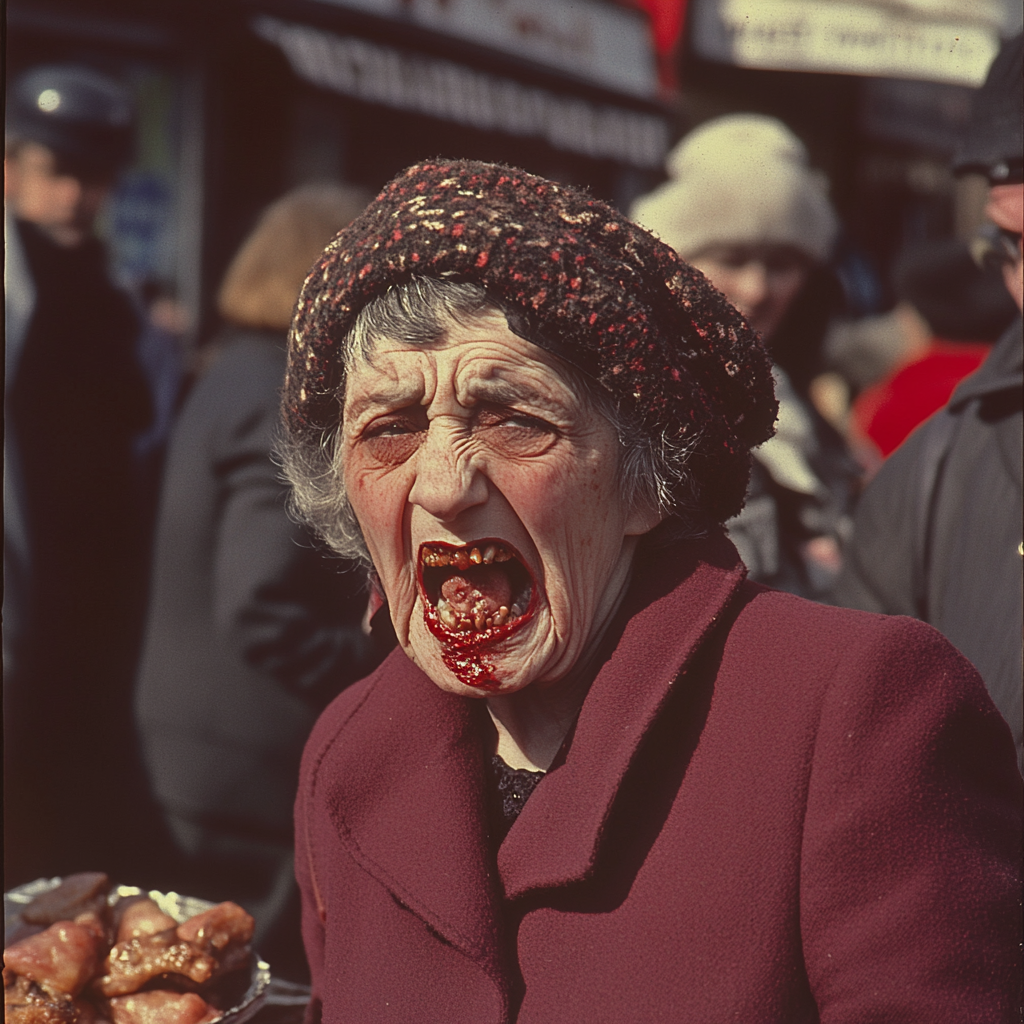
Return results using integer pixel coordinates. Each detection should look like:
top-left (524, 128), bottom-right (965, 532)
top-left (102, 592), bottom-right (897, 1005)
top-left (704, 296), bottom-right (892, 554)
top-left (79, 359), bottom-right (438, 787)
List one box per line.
top-left (280, 161), bottom-right (1020, 1022)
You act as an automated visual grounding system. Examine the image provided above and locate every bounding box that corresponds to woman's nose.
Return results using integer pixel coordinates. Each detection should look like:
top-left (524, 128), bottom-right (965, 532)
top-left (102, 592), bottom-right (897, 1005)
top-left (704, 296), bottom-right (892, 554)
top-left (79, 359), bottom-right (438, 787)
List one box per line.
top-left (407, 420), bottom-right (488, 522)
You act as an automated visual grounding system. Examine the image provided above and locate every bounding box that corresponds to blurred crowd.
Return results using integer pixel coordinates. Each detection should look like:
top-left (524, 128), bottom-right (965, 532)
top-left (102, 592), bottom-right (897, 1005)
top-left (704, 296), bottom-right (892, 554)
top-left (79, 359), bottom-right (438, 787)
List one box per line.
top-left (4, 28), bottom-right (1021, 985)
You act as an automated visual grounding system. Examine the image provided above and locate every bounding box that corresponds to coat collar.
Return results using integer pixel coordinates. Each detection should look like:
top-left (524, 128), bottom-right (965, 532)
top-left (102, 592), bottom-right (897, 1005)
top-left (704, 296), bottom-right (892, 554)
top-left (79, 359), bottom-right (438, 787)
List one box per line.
top-left (497, 530), bottom-right (746, 898)
top-left (317, 531), bottom-right (746, 987)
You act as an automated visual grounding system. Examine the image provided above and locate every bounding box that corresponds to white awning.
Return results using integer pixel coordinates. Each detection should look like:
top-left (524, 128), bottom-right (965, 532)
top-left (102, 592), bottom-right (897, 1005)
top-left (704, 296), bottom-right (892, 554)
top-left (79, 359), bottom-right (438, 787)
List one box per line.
top-left (304, 0), bottom-right (659, 99)
top-left (690, 0), bottom-right (1005, 87)
top-left (252, 15), bottom-right (670, 169)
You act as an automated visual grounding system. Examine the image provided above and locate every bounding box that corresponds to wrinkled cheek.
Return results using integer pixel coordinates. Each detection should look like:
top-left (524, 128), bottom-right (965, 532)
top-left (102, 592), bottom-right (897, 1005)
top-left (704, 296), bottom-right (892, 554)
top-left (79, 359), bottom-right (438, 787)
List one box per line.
top-left (540, 469), bottom-right (623, 552)
top-left (505, 463), bottom-right (605, 530)
top-left (347, 469), bottom-right (409, 591)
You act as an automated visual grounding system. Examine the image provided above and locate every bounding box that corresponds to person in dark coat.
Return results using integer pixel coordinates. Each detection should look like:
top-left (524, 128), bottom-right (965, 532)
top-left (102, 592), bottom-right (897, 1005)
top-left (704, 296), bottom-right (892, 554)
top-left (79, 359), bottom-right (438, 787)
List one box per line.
top-left (278, 160), bottom-right (1021, 1021)
top-left (134, 183), bottom-right (380, 981)
top-left (3, 65), bottom-right (155, 887)
top-left (833, 34), bottom-right (1023, 772)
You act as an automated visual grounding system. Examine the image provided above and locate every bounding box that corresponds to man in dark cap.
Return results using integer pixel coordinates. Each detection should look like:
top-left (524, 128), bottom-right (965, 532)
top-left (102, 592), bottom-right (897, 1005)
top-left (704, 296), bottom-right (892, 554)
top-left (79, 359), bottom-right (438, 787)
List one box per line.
top-left (4, 65), bottom-right (157, 884)
top-left (833, 34), bottom-right (1023, 772)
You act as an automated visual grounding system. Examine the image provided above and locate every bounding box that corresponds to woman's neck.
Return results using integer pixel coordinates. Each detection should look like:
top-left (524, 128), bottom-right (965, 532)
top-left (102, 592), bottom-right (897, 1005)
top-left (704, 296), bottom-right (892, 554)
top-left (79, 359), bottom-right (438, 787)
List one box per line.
top-left (486, 671), bottom-right (590, 771)
top-left (485, 545), bottom-right (636, 771)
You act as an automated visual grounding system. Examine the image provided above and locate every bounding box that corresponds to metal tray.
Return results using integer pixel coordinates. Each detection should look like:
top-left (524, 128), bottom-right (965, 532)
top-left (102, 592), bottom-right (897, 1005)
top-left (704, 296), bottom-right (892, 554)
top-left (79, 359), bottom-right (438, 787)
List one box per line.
top-left (5, 878), bottom-right (271, 1024)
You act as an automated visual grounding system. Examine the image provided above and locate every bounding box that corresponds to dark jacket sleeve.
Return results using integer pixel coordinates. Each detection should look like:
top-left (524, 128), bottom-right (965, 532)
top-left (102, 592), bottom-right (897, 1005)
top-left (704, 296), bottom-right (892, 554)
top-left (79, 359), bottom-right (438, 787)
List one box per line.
top-left (208, 342), bottom-right (379, 705)
top-left (800, 615), bottom-right (1022, 1021)
top-left (830, 412), bottom-right (953, 618)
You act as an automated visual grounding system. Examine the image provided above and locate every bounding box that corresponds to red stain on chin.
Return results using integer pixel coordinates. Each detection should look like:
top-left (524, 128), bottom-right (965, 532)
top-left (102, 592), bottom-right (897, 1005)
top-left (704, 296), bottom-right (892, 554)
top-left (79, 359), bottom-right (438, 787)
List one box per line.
top-left (441, 648), bottom-right (501, 690)
top-left (422, 602), bottom-right (532, 690)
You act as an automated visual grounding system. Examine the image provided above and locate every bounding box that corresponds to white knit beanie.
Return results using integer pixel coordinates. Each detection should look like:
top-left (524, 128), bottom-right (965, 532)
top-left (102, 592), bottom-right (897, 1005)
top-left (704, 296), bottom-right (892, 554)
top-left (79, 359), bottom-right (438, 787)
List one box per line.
top-left (630, 114), bottom-right (839, 264)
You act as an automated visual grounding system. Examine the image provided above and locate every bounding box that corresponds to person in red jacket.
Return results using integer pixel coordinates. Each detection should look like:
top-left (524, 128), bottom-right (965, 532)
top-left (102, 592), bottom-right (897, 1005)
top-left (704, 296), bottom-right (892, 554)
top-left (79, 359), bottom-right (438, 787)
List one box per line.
top-left (279, 160), bottom-right (1021, 1023)
top-left (850, 238), bottom-right (1015, 460)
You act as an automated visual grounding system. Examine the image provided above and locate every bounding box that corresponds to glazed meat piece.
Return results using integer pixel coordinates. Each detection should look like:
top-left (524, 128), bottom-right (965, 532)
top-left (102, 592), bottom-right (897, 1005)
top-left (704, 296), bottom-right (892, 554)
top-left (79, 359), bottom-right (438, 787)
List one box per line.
top-left (4, 922), bottom-right (103, 998)
top-left (94, 932), bottom-right (215, 998)
top-left (4, 973), bottom-right (77, 1024)
top-left (114, 902), bottom-right (176, 944)
top-left (72, 913), bottom-right (108, 946)
top-left (106, 991), bottom-right (219, 1024)
top-left (174, 905), bottom-right (252, 956)
top-left (174, 904), bottom-right (253, 979)
top-left (21, 876), bottom-right (111, 929)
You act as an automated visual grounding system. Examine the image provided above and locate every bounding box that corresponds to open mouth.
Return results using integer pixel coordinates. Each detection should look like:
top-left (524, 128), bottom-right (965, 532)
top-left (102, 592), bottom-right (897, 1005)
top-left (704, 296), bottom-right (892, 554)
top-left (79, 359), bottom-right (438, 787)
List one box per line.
top-left (418, 540), bottom-right (535, 639)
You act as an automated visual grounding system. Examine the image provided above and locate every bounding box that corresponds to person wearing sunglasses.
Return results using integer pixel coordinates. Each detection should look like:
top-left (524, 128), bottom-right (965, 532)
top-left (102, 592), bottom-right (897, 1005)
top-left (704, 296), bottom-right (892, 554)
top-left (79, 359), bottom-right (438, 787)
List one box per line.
top-left (834, 33), bottom-right (1023, 773)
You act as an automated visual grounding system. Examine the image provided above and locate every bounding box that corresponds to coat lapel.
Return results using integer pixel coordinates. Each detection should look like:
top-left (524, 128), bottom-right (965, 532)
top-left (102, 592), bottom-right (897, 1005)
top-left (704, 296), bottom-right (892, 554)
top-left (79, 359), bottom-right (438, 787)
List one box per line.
top-left (317, 653), bottom-right (508, 994)
top-left (498, 531), bottom-right (747, 900)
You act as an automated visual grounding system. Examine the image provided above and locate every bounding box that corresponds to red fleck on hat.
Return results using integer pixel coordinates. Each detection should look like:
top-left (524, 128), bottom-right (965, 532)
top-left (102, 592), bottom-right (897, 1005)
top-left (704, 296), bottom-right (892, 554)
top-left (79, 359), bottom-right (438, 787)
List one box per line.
top-left (283, 159), bottom-right (778, 523)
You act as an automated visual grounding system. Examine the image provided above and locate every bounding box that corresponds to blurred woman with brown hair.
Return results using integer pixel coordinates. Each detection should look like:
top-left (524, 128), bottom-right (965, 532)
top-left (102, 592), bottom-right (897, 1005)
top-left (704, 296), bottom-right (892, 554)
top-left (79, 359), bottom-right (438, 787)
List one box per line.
top-left (135, 183), bottom-right (381, 981)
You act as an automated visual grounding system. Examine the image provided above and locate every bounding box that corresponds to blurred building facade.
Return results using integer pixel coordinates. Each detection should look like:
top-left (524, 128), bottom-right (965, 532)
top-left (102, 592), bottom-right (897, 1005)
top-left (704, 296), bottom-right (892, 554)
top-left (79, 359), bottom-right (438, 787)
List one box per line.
top-left (11, 0), bottom-right (1022, 351)
top-left (8, 0), bottom-right (672, 353)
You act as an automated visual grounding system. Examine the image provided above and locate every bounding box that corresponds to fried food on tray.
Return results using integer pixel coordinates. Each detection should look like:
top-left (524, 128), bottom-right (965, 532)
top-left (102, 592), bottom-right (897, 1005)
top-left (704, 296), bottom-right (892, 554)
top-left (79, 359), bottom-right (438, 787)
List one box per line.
top-left (106, 991), bottom-right (219, 1024)
top-left (3, 922), bottom-right (103, 998)
top-left (4, 972), bottom-right (78, 1024)
top-left (20, 877), bottom-right (110, 931)
top-left (173, 906), bottom-right (251, 958)
top-left (4, 881), bottom-right (257, 1024)
top-left (113, 903), bottom-right (177, 945)
top-left (94, 931), bottom-right (216, 998)
top-left (171, 905), bottom-right (253, 977)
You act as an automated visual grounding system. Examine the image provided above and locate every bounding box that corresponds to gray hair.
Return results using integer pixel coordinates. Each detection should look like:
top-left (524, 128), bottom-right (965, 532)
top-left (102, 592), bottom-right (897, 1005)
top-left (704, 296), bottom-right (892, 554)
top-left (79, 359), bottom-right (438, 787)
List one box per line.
top-left (280, 278), bottom-right (705, 566)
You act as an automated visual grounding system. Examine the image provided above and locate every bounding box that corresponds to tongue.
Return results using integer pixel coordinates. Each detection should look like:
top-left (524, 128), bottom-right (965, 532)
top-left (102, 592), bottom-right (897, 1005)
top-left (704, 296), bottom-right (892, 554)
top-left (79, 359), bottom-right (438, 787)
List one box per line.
top-left (440, 565), bottom-right (513, 616)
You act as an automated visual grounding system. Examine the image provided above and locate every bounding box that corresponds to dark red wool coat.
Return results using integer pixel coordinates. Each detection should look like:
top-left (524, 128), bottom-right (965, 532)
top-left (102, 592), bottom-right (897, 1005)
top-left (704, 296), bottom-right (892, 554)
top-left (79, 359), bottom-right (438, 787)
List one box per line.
top-left (295, 533), bottom-right (1022, 1023)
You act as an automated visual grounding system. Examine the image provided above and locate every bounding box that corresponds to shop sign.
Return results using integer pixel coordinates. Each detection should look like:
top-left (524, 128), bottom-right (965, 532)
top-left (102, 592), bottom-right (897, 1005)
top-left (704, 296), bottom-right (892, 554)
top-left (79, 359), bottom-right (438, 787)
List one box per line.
top-left (253, 15), bottom-right (670, 169)
top-left (690, 0), bottom-right (1001, 87)
top-left (307, 0), bottom-right (658, 98)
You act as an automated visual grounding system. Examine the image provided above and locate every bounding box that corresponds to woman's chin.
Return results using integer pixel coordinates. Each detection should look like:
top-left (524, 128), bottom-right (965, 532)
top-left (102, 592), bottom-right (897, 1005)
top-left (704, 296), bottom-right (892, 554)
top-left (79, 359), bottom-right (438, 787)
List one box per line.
top-left (404, 606), bottom-right (553, 696)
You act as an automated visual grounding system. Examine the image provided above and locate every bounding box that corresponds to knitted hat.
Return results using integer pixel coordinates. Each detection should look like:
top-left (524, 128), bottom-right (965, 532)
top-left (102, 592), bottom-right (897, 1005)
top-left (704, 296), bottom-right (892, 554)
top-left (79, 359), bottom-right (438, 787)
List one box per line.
top-left (630, 115), bottom-right (839, 263)
top-left (284, 159), bottom-right (778, 524)
top-left (953, 32), bottom-right (1023, 183)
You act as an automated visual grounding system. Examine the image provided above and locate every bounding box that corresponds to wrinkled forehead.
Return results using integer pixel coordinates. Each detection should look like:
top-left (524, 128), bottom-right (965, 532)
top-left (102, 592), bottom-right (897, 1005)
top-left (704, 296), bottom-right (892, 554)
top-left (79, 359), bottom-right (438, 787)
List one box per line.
top-left (341, 307), bottom-right (602, 417)
top-left (342, 305), bottom-right (505, 371)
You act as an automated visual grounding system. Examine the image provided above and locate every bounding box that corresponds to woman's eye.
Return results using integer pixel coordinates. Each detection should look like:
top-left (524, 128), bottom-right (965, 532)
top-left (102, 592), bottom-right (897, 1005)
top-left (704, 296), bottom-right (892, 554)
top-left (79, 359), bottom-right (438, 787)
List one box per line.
top-left (361, 415), bottom-right (425, 464)
top-left (476, 409), bottom-right (558, 457)
top-left (501, 414), bottom-right (548, 430)
top-left (371, 422), bottom-right (414, 436)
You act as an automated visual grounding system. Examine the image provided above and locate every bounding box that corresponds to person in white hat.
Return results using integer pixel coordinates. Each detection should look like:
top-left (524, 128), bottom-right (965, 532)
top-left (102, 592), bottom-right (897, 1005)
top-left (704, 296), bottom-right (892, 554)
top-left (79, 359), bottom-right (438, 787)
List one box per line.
top-left (632, 114), bottom-right (860, 598)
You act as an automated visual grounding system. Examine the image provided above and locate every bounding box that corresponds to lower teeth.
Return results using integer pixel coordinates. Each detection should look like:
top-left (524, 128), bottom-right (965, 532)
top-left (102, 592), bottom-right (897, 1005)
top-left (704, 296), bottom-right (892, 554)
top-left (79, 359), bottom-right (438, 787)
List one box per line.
top-left (436, 597), bottom-right (518, 632)
top-left (437, 599), bottom-right (459, 629)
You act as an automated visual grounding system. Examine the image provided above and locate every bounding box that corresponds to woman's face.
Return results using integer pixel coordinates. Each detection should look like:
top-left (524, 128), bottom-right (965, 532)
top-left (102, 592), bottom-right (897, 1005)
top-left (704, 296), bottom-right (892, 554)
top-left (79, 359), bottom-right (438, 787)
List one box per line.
top-left (340, 312), bottom-right (659, 697)
top-left (691, 244), bottom-right (811, 341)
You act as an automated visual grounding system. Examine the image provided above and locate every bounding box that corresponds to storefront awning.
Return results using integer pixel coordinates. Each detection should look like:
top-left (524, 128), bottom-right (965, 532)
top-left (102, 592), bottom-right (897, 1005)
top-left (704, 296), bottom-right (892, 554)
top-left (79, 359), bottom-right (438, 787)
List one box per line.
top-left (305, 0), bottom-right (659, 99)
top-left (252, 14), bottom-right (671, 169)
top-left (690, 0), bottom-right (1005, 87)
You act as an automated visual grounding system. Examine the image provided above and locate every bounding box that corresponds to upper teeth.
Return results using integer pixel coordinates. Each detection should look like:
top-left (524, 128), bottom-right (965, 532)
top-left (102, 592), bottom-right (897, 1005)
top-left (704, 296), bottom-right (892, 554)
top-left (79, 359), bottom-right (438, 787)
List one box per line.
top-left (421, 544), bottom-right (513, 567)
